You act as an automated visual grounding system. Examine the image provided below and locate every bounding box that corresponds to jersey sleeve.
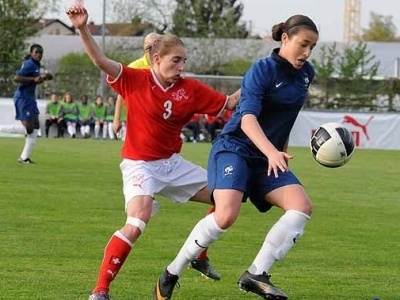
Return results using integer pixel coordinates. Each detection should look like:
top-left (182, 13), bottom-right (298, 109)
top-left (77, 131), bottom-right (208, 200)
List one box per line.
top-left (107, 65), bottom-right (147, 101)
top-left (240, 59), bottom-right (272, 118)
top-left (16, 60), bottom-right (36, 77)
top-left (191, 79), bottom-right (228, 116)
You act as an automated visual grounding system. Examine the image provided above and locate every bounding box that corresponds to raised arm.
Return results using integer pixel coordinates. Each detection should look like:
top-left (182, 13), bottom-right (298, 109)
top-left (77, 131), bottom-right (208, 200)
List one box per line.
top-left (66, 5), bottom-right (120, 78)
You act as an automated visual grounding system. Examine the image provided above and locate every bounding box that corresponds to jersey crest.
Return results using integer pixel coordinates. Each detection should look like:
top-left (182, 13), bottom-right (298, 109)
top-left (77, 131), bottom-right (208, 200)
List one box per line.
top-left (172, 88), bottom-right (188, 102)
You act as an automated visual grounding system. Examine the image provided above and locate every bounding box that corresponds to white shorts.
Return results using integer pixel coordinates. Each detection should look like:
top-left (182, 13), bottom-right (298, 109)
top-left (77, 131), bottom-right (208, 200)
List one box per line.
top-left (120, 153), bottom-right (207, 207)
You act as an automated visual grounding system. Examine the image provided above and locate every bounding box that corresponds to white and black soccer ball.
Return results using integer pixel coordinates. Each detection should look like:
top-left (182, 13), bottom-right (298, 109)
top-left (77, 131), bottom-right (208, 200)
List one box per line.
top-left (310, 122), bottom-right (355, 168)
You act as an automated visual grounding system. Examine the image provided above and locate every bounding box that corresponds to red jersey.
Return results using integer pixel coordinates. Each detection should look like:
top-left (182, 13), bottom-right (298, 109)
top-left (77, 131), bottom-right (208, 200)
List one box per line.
top-left (108, 65), bottom-right (228, 160)
top-left (205, 115), bottom-right (220, 124)
top-left (188, 113), bottom-right (202, 123)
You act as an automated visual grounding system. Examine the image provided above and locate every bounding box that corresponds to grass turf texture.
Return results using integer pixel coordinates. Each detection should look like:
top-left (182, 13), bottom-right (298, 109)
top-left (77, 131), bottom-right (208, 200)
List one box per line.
top-left (0, 137), bottom-right (399, 300)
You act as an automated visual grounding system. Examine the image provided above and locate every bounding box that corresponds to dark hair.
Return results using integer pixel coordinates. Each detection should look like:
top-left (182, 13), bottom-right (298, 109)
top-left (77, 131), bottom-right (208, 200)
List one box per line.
top-left (271, 15), bottom-right (318, 42)
top-left (24, 44), bottom-right (43, 60)
top-left (30, 44), bottom-right (43, 53)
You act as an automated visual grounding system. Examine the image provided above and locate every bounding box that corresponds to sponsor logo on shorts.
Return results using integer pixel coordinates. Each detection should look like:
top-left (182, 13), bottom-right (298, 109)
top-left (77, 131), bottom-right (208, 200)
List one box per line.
top-left (132, 174), bottom-right (145, 189)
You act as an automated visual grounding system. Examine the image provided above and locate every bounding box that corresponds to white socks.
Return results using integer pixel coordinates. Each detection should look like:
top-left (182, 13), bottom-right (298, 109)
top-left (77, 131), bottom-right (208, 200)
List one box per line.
top-left (67, 124), bottom-right (76, 137)
top-left (108, 123), bottom-right (115, 139)
top-left (120, 125), bottom-right (126, 141)
top-left (20, 129), bottom-right (38, 160)
top-left (167, 213), bottom-right (226, 276)
top-left (248, 210), bottom-right (310, 275)
top-left (80, 125), bottom-right (90, 137)
top-left (95, 124), bottom-right (100, 138)
top-left (95, 124), bottom-right (108, 139)
top-left (103, 124), bottom-right (107, 139)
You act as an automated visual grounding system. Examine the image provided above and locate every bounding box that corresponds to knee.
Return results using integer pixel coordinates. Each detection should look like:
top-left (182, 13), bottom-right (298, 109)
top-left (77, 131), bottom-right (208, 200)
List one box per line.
top-left (279, 196), bottom-right (313, 216)
top-left (300, 200), bottom-right (313, 216)
top-left (121, 217), bottom-right (147, 243)
top-left (214, 212), bottom-right (237, 230)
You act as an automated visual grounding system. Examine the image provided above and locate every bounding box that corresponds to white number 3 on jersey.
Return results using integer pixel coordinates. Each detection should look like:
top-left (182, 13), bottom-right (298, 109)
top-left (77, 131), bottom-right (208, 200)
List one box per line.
top-left (163, 100), bottom-right (172, 119)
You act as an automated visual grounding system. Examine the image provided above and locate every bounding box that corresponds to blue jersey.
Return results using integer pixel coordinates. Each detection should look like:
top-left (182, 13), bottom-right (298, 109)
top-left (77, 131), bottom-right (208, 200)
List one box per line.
top-left (209, 48), bottom-right (314, 211)
top-left (13, 57), bottom-right (41, 100)
top-left (13, 57), bottom-right (41, 120)
top-left (220, 48), bottom-right (315, 157)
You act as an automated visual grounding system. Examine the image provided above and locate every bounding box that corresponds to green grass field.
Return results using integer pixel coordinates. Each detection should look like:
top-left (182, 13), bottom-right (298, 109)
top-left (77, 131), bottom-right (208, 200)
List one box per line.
top-left (1, 137), bottom-right (399, 300)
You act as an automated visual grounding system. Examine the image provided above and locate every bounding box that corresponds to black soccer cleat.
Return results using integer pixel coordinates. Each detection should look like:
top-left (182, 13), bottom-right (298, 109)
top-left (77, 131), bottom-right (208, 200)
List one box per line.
top-left (238, 271), bottom-right (287, 300)
top-left (190, 258), bottom-right (221, 280)
top-left (153, 269), bottom-right (180, 300)
top-left (18, 157), bottom-right (34, 164)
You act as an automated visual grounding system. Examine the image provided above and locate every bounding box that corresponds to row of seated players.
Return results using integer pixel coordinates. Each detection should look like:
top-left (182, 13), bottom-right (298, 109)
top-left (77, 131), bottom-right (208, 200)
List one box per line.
top-left (44, 92), bottom-right (125, 140)
top-left (182, 110), bottom-right (233, 143)
top-left (44, 92), bottom-right (232, 141)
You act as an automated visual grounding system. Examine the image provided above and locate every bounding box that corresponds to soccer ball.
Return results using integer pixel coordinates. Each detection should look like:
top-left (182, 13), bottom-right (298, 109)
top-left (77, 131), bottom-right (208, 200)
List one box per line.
top-left (310, 122), bottom-right (355, 168)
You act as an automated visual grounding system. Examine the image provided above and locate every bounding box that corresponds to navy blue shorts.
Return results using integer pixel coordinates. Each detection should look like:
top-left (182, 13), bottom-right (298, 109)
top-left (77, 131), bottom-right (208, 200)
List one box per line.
top-left (64, 118), bottom-right (78, 123)
top-left (14, 97), bottom-right (39, 121)
top-left (208, 136), bottom-right (301, 213)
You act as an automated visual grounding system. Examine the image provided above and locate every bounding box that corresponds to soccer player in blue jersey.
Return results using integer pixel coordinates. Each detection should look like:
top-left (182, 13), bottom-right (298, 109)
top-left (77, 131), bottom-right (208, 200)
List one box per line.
top-left (13, 44), bottom-right (52, 164)
top-left (154, 14), bottom-right (319, 300)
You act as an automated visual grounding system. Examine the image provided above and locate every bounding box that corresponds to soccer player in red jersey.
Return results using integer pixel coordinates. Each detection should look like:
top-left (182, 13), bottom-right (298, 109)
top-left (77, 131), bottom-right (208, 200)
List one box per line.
top-left (66, 5), bottom-right (240, 300)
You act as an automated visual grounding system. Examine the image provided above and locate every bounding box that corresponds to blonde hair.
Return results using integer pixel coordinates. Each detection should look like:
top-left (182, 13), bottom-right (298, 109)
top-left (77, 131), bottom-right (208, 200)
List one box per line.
top-left (143, 32), bottom-right (161, 52)
top-left (148, 34), bottom-right (185, 58)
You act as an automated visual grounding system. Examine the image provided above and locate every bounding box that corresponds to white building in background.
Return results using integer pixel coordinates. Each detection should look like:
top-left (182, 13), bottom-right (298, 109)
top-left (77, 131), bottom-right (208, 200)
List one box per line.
top-left (26, 34), bottom-right (400, 78)
top-left (33, 19), bottom-right (76, 35)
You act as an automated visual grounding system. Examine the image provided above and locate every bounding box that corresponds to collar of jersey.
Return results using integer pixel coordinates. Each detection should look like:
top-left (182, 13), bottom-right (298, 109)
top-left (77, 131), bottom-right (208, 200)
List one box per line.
top-left (150, 69), bottom-right (176, 92)
top-left (27, 57), bottom-right (41, 67)
top-left (271, 48), bottom-right (298, 73)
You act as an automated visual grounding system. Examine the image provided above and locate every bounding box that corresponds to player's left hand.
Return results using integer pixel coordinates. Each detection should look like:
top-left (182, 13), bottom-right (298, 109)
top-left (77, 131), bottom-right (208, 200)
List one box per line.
top-left (41, 73), bottom-right (53, 81)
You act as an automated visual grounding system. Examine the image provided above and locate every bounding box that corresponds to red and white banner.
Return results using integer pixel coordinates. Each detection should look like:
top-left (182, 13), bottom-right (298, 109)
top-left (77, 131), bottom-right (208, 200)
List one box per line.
top-left (290, 111), bottom-right (400, 150)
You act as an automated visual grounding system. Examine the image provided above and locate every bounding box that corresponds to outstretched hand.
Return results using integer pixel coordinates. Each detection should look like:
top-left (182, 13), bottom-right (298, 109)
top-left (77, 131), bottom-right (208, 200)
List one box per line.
top-left (65, 5), bottom-right (88, 29)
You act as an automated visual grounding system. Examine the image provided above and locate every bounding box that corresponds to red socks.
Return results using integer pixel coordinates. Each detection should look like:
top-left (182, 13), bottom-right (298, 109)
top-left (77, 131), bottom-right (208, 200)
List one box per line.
top-left (93, 233), bottom-right (132, 294)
